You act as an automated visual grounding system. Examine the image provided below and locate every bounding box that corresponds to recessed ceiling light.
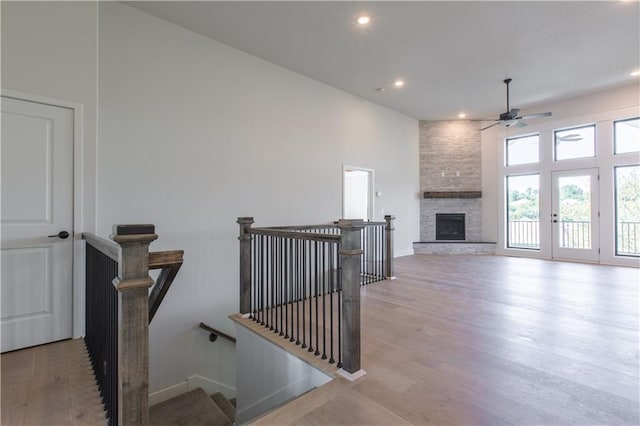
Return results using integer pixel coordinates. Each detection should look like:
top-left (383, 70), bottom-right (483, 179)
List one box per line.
top-left (458, 113), bottom-right (467, 119)
top-left (631, 70), bottom-right (640, 77)
top-left (394, 80), bottom-right (405, 88)
top-left (357, 16), bottom-right (371, 25)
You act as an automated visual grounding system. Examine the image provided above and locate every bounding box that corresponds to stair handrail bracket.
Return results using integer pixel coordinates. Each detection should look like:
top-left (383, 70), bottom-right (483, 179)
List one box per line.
top-left (110, 224), bottom-right (157, 426)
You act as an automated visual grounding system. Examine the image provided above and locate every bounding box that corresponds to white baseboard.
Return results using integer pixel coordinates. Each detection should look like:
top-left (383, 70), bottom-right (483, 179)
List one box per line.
top-left (149, 381), bottom-right (189, 406)
top-left (149, 375), bottom-right (236, 406)
top-left (395, 249), bottom-right (414, 258)
top-left (187, 375), bottom-right (236, 400)
top-left (236, 374), bottom-right (317, 424)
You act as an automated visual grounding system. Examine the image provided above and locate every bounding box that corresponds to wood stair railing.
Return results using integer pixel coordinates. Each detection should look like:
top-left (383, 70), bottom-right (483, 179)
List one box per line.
top-left (83, 225), bottom-right (183, 426)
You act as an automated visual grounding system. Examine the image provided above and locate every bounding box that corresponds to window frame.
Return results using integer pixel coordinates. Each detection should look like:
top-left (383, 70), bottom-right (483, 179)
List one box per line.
top-left (554, 123), bottom-right (596, 162)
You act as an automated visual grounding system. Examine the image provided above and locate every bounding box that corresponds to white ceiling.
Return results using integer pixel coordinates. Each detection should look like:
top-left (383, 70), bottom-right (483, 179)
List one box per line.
top-left (128, 1), bottom-right (640, 120)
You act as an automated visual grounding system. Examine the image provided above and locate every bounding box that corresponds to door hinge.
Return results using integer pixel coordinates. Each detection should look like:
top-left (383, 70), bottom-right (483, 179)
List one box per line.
top-left (598, 248), bottom-right (601, 254)
top-left (597, 175), bottom-right (600, 180)
top-left (598, 211), bottom-right (600, 217)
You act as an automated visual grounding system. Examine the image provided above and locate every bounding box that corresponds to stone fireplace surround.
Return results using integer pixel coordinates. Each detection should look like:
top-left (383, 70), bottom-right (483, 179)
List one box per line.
top-left (414, 120), bottom-right (496, 255)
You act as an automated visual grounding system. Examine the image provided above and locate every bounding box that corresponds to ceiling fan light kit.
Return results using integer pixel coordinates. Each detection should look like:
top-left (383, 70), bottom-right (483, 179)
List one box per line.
top-left (478, 78), bottom-right (552, 131)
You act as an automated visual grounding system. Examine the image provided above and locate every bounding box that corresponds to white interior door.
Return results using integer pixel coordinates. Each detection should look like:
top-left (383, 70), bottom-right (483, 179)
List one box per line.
top-left (1, 96), bottom-right (74, 352)
top-left (551, 168), bottom-right (600, 262)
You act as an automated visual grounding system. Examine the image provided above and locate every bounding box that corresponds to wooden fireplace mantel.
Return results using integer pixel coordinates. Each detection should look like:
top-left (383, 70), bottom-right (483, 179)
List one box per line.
top-left (423, 191), bottom-right (482, 199)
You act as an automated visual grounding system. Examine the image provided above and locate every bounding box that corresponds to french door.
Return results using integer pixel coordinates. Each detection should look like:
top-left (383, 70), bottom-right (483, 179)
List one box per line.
top-left (551, 168), bottom-right (599, 262)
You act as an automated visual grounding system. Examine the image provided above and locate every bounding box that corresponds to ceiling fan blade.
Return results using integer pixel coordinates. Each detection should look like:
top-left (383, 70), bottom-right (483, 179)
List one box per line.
top-left (510, 108), bottom-right (520, 116)
top-left (519, 112), bottom-right (552, 120)
top-left (480, 122), bottom-right (501, 131)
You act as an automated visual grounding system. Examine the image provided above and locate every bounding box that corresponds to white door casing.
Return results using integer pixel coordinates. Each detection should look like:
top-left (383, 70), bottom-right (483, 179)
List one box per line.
top-left (1, 96), bottom-right (74, 352)
top-left (551, 168), bottom-right (600, 262)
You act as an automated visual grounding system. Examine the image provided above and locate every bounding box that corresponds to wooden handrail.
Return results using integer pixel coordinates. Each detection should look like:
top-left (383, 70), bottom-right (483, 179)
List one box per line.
top-left (199, 322), bottom-right (237, 344)
top-left (149, 250), bottom-right (184, 269)
top-left (250, 227), bottom-right (341, 243)
top-left (148, 250), bottom-right (184, 322)
top-left (82, 232), bottom-right (119, 261)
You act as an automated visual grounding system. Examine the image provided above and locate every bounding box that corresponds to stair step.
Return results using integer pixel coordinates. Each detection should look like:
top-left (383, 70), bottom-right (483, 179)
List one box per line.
top-left (229, 397), bottom-right (236, 408)
top-left (210, 392), bottom-right (236, 422)
top-left (150, 387), bottom-right (232, 426)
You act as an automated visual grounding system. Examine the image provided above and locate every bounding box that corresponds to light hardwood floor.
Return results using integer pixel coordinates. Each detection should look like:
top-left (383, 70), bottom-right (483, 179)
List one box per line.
top-left (251, 254), bottom-right (640, 425)
top-left (1, 339), bottom-right (106, 425)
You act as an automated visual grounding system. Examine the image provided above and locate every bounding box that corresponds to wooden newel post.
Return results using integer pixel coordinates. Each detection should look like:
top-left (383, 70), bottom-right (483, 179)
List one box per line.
top-left (338, 219), bottom-right (365, 376)
top-left (111, 224), bottom-right (158, 426)
top-left (384, 215), bottom-right (396, 280)
top-left (237, 217), bottom-right (254, 314)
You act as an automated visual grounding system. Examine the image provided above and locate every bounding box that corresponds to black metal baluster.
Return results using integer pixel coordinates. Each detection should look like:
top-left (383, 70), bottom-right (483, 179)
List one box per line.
top-left (308, 240), bottom-right (314, 353)
top-left (329, 243), bottom-right (335, 364)
top-left (301, 240), bottom-right (307, 349)
top-left (269, 236), bottom-right (275, 330)
top-left (260, 236), bottom-right (265, 326)
top-left (321, 242), bottom-right (327, 360)
top-left (314, 241), bottom-right (320, 356)
top-left (278, 237), bottom-right (284, 336)
top-left (296, 238), bottom-right (301, 346)
top-left (337, 243), bottom-right (343, 369)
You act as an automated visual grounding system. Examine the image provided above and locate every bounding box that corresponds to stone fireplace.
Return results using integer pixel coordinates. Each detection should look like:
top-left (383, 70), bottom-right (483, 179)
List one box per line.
top-left (414, 120), bottom-right (495, 254)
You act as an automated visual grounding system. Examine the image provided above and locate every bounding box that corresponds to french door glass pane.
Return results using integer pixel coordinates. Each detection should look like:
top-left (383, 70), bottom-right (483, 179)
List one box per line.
top-left (615, 165), bottom-right (640, 257)
top-left (507, 174), bottom-right (539, 249)
top-left (506, 134), bottom-right (539, 166)
top-left (614, 117), bottom-right (640, 154)
top-left (557, 175), bottom-right (591, 249)
top-left (554, 125), bottom-right (595, 161)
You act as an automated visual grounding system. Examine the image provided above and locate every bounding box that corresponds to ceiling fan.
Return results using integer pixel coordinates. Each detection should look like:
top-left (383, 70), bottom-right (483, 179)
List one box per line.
top-left (477, 78), bottom-right (552, 131)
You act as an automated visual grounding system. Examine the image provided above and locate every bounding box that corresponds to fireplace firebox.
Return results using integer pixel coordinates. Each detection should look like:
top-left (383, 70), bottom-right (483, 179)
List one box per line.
top-left (435, 213), bottom-right (465, 240)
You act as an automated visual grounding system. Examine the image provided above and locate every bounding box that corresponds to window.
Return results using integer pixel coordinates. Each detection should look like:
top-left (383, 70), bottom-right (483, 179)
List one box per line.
top-left (614, 117), bottom-right (640, 154)
top-left (615, 165), bottom-right (640, 257)
top-left (554, 124), bottom-right (595, 161)
top-left (506, 174), bottom-right (539, 249)
top-left (506, 134), bottom-right (539, 166)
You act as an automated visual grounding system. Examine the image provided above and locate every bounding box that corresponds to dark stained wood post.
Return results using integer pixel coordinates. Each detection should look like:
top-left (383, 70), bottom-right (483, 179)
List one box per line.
top-left (337, 219), bottom-right (364, 374)
top-left (384, 215), bottom-right (396, 280)
top-left (111, 224), bottom-right (158, 426)
top-left (237, 217), bottom-right (254, 314)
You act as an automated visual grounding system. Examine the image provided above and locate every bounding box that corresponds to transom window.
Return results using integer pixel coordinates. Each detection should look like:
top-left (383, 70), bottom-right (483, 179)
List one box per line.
top-left (554, 124), bottom-right (595, 161)
top-left (506, 134), bottom-right (539, 166)
top-left (614, 117), bottom-right (640, 154)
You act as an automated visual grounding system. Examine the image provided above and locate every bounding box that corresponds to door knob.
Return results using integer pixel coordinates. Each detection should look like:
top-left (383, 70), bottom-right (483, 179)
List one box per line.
top-left (48, 231), bottom-right (70, 239)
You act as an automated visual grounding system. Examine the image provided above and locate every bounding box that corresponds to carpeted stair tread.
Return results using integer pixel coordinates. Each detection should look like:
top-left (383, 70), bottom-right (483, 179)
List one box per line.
top-left (150, 387), bottom-right (232, 426)
top-left (210, 392), bottom-right (236, 422)
top-left (229, 398), bottom-right (236, 408)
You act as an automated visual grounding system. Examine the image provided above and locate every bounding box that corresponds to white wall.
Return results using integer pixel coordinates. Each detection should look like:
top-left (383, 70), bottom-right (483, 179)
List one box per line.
top-left (1, 1), bottom-right (98, 233)
top-left (481, 83), bottom-right (640, 265)
top-left (96, 3), bottom-right (419, 395)
top-left (234, 325), bottom-right (331, 423)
